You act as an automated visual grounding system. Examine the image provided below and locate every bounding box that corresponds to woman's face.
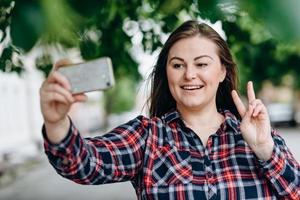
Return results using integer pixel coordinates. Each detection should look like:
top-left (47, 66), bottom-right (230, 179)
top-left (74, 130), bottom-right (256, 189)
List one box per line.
top-left (166, 35), bottom-right (226, 112)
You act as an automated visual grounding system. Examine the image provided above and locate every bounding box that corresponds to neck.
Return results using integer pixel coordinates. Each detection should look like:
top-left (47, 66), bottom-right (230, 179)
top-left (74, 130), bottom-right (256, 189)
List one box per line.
top-left (177, 103), bottom-right (223, 128)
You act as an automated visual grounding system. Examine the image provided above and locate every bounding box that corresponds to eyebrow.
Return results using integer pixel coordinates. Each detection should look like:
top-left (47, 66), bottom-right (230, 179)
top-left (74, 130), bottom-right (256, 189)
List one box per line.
top-left (168, 55), bottom-right (214, 63)
top-left (168, 57), bottom-right (184, 63)
top-left (194, 55), bottom-right (214, 61)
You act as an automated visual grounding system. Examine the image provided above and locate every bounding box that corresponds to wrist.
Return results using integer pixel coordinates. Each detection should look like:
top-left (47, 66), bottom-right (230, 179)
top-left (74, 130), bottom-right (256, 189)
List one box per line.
top-left (45, 117), bottom-right (70, 144)
top-left (253, 140), bottom-right (275, 161)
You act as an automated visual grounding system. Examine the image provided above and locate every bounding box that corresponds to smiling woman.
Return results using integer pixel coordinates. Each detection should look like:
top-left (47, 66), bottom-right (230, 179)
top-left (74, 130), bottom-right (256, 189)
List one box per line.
top-left (149, 22), bottom-right (240, 121)
top-left (40, 20), bottom-right (300, 199)
top-left (166, 37), bottom-right (226, 114)
top-left (166, 36), bottom-right (227, 145)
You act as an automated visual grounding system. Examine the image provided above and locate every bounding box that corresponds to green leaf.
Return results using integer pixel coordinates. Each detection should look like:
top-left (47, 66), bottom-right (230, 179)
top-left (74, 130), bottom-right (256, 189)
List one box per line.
top-left (0, 1), bottom-right (14, 42)
top-left (35, 53), bottom-right (53, 77)
top-left (39, 0), bottom-right (82, 47)
top-left (158, 0), bottom-right (185, 15)
top-left (10, 0), bottom-right (45, 51)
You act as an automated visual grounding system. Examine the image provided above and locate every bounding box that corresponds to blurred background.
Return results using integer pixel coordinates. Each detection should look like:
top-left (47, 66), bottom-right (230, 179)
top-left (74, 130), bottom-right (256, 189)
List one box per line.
top-left (0, 0), bottom-right (300, 199)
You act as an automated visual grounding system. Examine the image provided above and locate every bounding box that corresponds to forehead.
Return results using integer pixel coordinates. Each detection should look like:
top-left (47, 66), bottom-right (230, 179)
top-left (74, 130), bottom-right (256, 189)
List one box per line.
top-left (168, 36), bottom-right (219, 59)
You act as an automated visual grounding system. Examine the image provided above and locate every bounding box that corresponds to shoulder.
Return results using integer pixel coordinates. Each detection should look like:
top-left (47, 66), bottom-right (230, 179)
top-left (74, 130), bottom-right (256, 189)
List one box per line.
top-left (119, 114), bottom-right (165, 129)
top-left (134, 110), bottom-right (181, 125)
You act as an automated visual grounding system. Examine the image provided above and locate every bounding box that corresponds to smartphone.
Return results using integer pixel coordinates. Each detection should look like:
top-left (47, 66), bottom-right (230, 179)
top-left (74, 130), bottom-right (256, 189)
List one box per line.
top-left (57, 57), bottom-right (115, 94)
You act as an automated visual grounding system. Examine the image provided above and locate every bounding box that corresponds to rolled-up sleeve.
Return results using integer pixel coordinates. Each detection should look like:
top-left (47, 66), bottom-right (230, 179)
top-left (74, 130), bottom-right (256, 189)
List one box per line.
top-left (259, 129), bottom-right (300, 199)
top-left (43, 115), bottom-right (149, 185)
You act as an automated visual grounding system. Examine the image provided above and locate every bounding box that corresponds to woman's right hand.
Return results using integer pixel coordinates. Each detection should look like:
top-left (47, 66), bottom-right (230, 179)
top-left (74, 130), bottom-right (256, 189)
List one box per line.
top-left (39, 59), bottom-right (87, 143)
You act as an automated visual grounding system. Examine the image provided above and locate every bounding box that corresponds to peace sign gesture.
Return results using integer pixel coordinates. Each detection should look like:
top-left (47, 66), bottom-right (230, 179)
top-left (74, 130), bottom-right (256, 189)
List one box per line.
top-left (231, 81), bottom-right (274, 161)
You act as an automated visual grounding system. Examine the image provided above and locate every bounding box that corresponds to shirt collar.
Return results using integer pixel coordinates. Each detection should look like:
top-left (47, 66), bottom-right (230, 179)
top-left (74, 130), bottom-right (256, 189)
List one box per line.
top-left (221, 110), bottom-right (240, 134)
top-left (161, 109), bottom-right (181, 123)
top-left (161, 109), bottom-right (240, 134)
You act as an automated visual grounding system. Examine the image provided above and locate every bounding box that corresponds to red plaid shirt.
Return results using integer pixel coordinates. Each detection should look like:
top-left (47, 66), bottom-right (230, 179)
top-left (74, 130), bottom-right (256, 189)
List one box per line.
top-left (43, 110), bottom-right (300, 199)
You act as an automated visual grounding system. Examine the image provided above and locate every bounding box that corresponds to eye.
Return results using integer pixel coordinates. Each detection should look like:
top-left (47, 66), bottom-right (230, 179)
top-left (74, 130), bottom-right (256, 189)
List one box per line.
top-left (196, 63), bottom-right (208, 68)
top-left (172, 63), bottom-right (184, 69)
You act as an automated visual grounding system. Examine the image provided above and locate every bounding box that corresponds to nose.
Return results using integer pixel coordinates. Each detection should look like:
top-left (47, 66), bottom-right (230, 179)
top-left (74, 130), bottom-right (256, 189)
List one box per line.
top-left (184, 66), bottom-right (197, 80)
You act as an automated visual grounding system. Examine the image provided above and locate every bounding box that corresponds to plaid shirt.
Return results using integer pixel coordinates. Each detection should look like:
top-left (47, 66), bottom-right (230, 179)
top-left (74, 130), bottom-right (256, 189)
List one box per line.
top-left (43, 110), bottom-right (300, 199)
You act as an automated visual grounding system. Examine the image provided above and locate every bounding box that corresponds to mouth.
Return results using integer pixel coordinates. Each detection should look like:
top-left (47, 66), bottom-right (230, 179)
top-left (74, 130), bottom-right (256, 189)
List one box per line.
top-left (180, 85), bottom-right (204, 90)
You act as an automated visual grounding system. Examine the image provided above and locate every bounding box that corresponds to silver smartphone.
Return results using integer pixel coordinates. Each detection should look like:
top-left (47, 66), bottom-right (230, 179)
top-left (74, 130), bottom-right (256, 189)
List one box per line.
top-left (57, 57), bottom-right (115, 94)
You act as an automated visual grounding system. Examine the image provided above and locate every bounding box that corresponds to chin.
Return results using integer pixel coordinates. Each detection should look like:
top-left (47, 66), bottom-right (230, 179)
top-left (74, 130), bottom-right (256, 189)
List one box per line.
top-left (178, 101), bottom-right (204, 110)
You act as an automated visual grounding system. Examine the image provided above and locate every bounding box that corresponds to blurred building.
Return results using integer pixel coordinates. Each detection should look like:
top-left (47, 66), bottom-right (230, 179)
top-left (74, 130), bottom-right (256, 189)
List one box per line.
top-left (0, 50), bottom-right (105, 171)
top-left (0, 70), bottom-right (43, 166)
top-left (259, 80), bottom-right (300, 125)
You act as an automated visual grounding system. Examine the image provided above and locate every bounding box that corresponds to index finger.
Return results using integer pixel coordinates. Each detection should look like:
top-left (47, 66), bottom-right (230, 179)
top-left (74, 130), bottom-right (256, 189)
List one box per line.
top-left (51, 58), bottom-right (73, 73)
top-left (47, 58), bottom-right (74, 90)
top-left (231, 90), bottom-right (246, 117)
top-left (247, 81), bottom-right (256, 103)
top-left (46, 71), bottom-right (72, 91)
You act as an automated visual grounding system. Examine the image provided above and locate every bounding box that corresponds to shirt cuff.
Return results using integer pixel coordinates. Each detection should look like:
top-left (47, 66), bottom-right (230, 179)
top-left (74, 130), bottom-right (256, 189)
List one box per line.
top-left (258, 141), bottom-right (286, 177)
top-left (42, 117), bottom-right (78, 155)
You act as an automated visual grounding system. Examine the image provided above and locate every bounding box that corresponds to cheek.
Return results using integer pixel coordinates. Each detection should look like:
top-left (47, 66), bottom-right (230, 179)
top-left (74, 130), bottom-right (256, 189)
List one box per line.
top-left (166, 69), bottom-right (175, 94)
top-left (166, 69), bottom-right (180, 98)
top-left (166, 68), bottom-right (178, 85)
top-left (166, 68), bottom-right (172, 85)
top-left (200, 70), bottom-right (215, 83)
top-left (205, 68), bottom-right (225, 84)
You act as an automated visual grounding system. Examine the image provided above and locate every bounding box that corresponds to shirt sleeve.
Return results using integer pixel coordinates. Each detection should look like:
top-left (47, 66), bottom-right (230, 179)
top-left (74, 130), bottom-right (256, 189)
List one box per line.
top-left (258, 129), bottom-right (300, 199)
top-left (42, 115), bottom-right (149, 185)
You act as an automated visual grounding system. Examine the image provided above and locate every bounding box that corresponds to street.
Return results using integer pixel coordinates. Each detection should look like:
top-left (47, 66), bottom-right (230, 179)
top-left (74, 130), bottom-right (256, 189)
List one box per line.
top-left (0, 157), bottom-right (136, 200)
top-left (0, 127), bottom-right (299, 200)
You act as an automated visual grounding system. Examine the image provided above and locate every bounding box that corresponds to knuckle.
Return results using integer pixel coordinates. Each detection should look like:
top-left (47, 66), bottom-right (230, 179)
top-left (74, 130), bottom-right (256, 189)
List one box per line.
top-left (51, 83), bottom-right (62, 92)
top-left (52, 92), bottom-right (62, 101)
top-left (52, 84), bottom-right (59, 91)
top-left (52, 71), bottom-right (59, 79)
top-left (48, 83), bottom-right (55, 91)
top-left (256, 99), bottom-right (262, 103)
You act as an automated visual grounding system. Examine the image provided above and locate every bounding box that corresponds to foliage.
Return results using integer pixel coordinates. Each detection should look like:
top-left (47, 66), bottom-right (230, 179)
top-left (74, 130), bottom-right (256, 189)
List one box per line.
top-left (104, 76), bottom-right (137, 114)
top-left (1, 0), bottom-right (300, 113)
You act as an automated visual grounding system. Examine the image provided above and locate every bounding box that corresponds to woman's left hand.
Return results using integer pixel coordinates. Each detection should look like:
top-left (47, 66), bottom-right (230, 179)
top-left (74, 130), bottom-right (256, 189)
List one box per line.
top-left (231, 81), bottom-right (274, 161)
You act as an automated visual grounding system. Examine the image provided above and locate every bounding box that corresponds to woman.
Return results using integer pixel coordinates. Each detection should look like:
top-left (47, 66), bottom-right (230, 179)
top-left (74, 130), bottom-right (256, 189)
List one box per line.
top-left (40, 20), bottom-right (300, 199)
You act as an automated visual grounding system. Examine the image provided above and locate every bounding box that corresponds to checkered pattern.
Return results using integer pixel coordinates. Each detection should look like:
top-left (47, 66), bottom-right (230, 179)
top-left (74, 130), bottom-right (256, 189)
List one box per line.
top-left (43, 110), bottom-right (300, 199)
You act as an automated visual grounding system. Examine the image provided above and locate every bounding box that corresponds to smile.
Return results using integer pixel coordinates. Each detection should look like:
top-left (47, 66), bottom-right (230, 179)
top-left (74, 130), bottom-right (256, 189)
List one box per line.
top-left (180, 85), bottom-right (204, 90)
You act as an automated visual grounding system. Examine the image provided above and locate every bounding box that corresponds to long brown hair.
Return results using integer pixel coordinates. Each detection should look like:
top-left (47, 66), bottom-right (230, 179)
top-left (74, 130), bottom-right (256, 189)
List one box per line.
top-left (148, 20), bottom-right (241, 120)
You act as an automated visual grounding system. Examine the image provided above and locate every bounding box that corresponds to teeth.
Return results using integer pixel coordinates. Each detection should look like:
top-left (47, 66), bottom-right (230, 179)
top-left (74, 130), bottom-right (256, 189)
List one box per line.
top-left (182, 85), bottom-right (203, 90)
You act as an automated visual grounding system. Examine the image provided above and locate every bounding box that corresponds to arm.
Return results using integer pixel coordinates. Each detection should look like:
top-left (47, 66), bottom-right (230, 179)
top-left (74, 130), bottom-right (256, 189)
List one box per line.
top-left (258, 129), bottom-right (300, 199)
top-left (231, 81), bottom-right (299, 198)
top-left (39, 59), bottom-right (87, 144)
top-left (43, 116), bottom-right (149, 185)
top-left (40, 58), bottom-right (149, 184)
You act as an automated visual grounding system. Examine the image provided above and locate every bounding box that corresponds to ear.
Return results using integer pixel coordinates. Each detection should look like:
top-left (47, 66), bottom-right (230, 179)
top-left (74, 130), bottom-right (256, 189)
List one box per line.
top-left (220, 64), bottom-right (227, 82)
